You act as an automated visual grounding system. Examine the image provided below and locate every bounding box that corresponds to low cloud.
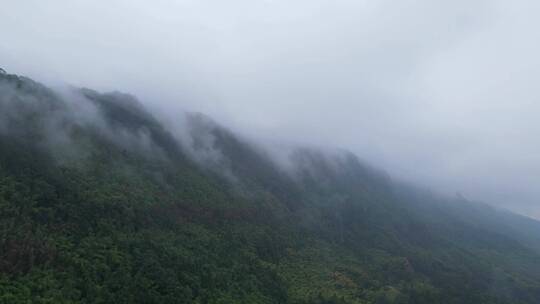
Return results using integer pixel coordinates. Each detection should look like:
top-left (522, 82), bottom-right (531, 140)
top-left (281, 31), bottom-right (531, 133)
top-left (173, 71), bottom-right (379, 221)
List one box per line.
top-left (1, 0), bottom-right (539, 217)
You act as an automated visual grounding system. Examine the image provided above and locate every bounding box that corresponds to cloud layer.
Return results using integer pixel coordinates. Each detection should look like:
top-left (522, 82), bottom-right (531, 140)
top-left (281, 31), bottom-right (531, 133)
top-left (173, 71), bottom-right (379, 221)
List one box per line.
top-left (1, 0), bottom-right (539, 217)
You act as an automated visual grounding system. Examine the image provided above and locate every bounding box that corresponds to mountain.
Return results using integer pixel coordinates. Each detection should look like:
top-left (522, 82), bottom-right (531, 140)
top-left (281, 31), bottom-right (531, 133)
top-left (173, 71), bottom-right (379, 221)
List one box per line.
top-left (0, 69), bottom-right (540, 304)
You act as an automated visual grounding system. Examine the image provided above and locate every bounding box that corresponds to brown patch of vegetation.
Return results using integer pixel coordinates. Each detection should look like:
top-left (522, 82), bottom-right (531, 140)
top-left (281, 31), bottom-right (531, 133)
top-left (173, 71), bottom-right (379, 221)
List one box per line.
top-left (0, 236), bottom-right (56, 275)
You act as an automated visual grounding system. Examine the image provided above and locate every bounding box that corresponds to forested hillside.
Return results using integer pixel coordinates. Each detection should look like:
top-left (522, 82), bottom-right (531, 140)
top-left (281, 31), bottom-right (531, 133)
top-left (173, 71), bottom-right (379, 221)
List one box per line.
top-left (1, 69), bottom-right (539, 303)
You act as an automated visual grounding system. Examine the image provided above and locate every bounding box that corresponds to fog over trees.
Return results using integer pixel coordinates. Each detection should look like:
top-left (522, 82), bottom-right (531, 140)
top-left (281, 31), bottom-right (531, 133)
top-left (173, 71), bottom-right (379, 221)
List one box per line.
top-left (2, 0), bottom-right (539, 218)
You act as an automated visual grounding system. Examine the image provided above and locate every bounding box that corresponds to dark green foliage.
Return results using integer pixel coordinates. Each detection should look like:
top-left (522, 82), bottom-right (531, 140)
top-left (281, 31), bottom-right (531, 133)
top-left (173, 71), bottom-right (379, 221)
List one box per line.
top-left (0, 70), bottom-right (540, 303)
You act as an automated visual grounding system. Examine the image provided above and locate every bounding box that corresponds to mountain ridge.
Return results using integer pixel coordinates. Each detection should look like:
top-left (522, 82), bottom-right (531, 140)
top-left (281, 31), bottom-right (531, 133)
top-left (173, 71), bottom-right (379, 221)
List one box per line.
top-left (1, 69), bottom-right (540, 303)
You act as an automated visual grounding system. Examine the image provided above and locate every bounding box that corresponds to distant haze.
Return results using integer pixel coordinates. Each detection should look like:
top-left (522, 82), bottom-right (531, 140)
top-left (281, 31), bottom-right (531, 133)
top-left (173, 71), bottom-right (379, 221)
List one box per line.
top-left (1, 0), bottom-right (539, 218)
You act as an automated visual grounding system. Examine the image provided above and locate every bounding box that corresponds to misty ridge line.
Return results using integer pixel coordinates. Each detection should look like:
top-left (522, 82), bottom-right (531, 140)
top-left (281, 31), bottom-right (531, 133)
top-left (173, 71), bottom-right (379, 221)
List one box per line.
top-left (1, 68), bottom-right (534, 223)
top-left (0, 68), bottom-right (387, 193)
top-left (2, 0), bottom-right (540, 220)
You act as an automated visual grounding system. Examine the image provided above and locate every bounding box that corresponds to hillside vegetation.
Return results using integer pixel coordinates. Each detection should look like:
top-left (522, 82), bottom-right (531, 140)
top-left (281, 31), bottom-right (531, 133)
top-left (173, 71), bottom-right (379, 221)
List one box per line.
top-left (1, 70), bottom-right (540, 303)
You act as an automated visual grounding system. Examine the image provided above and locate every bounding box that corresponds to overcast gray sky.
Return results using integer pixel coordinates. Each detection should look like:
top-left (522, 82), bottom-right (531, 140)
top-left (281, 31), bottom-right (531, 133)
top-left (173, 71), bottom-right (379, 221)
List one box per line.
top-left (1, 0), bottom-right (539, 218)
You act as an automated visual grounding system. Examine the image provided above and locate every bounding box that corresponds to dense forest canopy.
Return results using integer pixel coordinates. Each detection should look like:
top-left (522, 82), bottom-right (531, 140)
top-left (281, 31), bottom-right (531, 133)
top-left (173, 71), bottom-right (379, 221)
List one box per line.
top-left (0, 69), bottom-right (540, 303)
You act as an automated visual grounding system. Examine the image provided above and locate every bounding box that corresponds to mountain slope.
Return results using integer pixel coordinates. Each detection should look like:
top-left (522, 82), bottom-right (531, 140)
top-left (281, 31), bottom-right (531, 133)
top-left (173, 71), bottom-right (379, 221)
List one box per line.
top-left (0, 70), bottom-right (539, 304)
